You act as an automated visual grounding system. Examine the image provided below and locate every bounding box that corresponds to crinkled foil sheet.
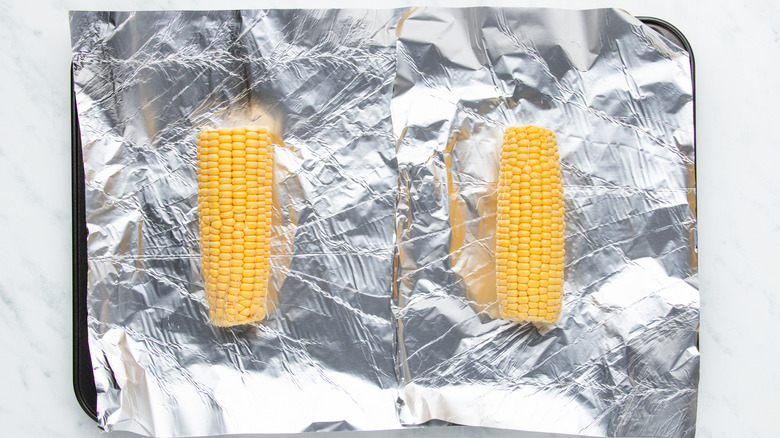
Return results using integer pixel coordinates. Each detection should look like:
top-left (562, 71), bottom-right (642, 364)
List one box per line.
top-left (71, 9), bottom-right (403, 435)
top-left (71, 7), bottom-right (698, 437)
top-left (392, 7), bottom-right (697, 438)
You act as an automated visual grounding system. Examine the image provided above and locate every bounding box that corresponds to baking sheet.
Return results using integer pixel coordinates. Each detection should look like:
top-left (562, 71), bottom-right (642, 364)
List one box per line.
top-left (70, 8), bottom-right (697, 437)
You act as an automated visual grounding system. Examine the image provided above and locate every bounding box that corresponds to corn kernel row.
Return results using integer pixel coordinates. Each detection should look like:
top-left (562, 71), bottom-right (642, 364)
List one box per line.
top-left (197, 127), bottom-right (273, 326)
top-left (496, 126), bottom-right (565, 323)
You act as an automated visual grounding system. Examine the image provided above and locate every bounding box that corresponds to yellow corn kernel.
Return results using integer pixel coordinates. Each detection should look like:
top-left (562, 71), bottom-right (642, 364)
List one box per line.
top-left (198, 127), bottom-right (273, 326)
top-left (496, 126), bottom-right (564, 323)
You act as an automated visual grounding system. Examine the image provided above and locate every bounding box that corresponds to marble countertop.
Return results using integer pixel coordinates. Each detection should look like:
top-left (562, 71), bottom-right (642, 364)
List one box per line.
top-left (1, 0), bottom-right (778, 437)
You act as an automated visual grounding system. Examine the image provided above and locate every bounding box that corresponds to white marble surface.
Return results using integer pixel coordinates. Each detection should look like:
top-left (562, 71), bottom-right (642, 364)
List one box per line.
top-left (0, 0), bottom-right (778, 437)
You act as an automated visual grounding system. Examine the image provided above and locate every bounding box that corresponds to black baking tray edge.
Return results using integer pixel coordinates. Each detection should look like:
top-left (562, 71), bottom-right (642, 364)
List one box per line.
top-left (72, 69), bottom-right (96, 421)
top-left (72, 16), bottom-right (696, 422)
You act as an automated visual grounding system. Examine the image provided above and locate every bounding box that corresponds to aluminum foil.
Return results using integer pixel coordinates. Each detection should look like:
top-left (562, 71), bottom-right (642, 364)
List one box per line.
top-left (72, 9), bottom-right (403, 435)
top-left (393, 8), bottom-right (697, 438)
top-left (71, 7), bottom-right (697, 437)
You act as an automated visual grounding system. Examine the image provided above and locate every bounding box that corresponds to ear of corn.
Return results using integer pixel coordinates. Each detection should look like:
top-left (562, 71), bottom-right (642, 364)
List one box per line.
top-left (197, 127), bottom-right (273, 326)
top-left (496, 125), bottom-right (564, 323)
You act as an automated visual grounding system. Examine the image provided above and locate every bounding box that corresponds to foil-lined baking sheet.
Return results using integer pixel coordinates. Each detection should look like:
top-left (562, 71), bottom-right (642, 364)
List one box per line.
top-left (71, 7), bottom-right (697, 437)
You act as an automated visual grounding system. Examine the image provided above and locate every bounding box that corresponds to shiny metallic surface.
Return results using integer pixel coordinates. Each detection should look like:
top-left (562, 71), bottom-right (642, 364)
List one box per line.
top-left (72, 9), bottom-right (403, 435)
top-left (71, 7), bottom-right (697, 437)
top-left (393, 8), bottom-right (697, 438)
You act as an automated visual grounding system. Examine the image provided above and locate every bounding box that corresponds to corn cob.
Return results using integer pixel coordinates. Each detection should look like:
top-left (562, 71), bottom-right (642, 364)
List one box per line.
top-left (496, 125), bottom-right (564, 323)
top-left (197, 127), bottom-right (273, 326)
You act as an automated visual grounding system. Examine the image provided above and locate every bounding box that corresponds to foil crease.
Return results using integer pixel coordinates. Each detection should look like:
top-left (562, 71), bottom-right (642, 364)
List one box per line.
top-left (71, 7), bottom-right (698, 437)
